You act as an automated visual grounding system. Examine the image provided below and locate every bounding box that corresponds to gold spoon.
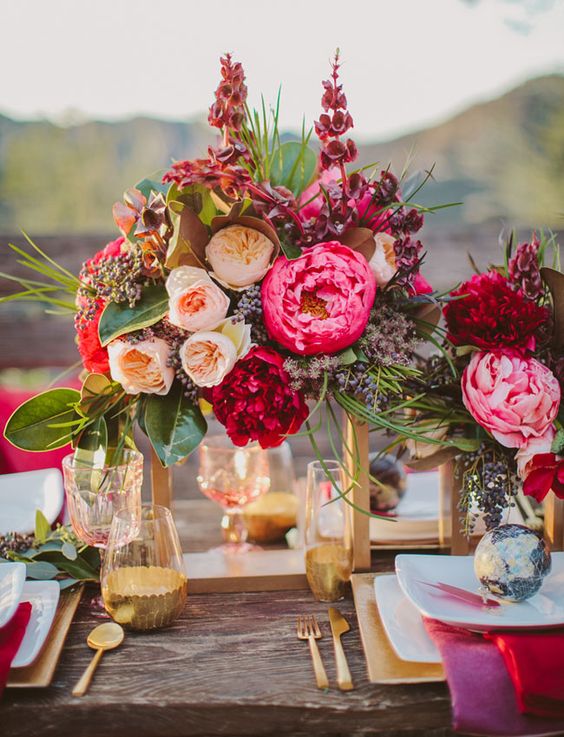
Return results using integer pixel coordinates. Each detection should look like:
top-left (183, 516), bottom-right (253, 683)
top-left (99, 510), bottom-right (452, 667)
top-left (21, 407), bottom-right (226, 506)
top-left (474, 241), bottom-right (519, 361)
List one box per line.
top-left (72, 622), bottom-right (124, 697)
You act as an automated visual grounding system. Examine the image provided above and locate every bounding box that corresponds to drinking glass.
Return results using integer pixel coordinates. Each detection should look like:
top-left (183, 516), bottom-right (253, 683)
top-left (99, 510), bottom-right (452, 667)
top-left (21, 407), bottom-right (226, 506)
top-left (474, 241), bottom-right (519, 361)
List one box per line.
top-left (62, 449), bottom-right (143, 612)
top-left (244, 442), bottom-right (299, 545)
top-left (304, 460), bottom-right (353, 602)
top-left (197, 435), bottom-right (270, 553)
top-left (101, 504), bottom-right (187, 630)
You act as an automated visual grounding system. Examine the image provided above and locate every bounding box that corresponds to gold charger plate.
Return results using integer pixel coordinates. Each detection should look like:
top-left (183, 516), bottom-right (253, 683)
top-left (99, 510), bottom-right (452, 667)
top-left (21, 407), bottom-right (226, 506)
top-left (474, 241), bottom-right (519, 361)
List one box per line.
top-left (7, 586), bottom-right (83, 688)
top-left (351, 572), bottom-right (445, 684)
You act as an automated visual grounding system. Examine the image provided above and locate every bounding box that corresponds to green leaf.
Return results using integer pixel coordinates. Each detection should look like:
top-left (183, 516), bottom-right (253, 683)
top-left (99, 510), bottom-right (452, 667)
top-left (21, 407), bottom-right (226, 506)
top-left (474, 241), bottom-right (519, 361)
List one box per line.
top-left (75, 415), bottom-right (108, 467)
top-left (145, 382), bottom-right (207, 467)
top-left (135, 176), bottom-right (169, 200)
top-left (279, 239), bottom-right (302, 261)
top-left (4, 388), bottom-right (80, 451)
top-left (58, 578), bottom-right (80, 591)
top-left (61, 541), bottom-right (78, 561)
top-left (270, 141), bottom-right (317, 196)
top-left (552, 429), bottom-right (564, 456)
top-left (25, 561), bottom-right (59, 580)
top-left (35, 509), bottom-right (52, 543)
top-left (35, 550), bottom-right (99, 580)
top-left (338, 348), bottom-right (357, 366)
top-left (98, 285), bottom-right (169, 346)
top-left (450, 436), bottom-right (482, 452)
top-left (171, 184), bottom-right (217, 226)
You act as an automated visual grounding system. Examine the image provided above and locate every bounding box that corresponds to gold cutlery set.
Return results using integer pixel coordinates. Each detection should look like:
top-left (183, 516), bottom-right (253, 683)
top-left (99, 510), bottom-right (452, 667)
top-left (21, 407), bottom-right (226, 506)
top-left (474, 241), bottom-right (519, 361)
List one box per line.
top-left (296, 608), bottom-right (353, 691)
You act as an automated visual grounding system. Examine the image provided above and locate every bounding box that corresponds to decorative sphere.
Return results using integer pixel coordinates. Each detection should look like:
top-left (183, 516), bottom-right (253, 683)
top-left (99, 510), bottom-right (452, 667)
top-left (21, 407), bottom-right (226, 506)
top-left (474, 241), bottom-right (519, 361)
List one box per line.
top-left (474, 524), bottom-right (551, 602)
top-left (369, 453), bottom-right (407, 513)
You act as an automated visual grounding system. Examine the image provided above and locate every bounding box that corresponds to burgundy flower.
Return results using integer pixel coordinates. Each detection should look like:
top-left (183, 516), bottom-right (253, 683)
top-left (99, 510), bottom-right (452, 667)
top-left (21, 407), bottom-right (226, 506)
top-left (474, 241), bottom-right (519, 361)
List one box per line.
top-left (205, 346), bottom-right (309, 449)
top-left (523, 453), bottom-right (564, 502)
top-left (444, 271), bottom-right (549, 351)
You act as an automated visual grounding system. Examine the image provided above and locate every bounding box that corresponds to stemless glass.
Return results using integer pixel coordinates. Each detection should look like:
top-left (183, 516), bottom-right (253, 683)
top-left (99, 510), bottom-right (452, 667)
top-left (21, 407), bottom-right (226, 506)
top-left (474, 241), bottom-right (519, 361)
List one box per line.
top-left (304, 460), bottom-right (353, 602)
top-left (197, 435), bottom-right (270, 553)
top-left (101, 504), bottom-right (187, 631)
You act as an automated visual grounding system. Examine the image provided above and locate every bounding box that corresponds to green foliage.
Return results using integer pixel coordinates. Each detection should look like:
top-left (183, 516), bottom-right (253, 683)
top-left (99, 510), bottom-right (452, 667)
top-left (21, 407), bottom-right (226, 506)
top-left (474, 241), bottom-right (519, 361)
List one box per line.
top-left (4, 387), bottom-right (81, 451)
top-left (98, 284), bottom-right (169, 345)
top-left (270, 140), bottom-right (317, 196)
top-left (144, 382), bottom-right (207, 467)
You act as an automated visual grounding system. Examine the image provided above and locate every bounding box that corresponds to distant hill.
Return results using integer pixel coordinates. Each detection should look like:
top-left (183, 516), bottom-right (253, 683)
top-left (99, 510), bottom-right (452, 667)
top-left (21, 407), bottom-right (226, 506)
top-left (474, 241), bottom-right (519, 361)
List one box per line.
top-left (0, 74), bottom-right (563, 233)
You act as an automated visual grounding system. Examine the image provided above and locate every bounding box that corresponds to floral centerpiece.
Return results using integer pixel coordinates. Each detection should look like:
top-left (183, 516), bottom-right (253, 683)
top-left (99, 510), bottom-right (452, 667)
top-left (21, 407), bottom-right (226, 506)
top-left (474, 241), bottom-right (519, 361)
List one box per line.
top-left (404, 232), bottom-right (563, 531)
top-left (3, 52), bottom-right (454, 499)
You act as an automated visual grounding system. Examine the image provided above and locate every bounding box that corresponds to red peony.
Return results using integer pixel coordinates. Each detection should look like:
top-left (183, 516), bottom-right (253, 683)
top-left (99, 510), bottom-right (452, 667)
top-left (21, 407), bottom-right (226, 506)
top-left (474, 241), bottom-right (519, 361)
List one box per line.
top-left (444, 271), bottom-right (548, 352)
top-left (523, 453), bottom-right (564, 502)
top-left (75, 298), bottom-right (109, 374)
top-left (205, 346), bottom-right (308, 449)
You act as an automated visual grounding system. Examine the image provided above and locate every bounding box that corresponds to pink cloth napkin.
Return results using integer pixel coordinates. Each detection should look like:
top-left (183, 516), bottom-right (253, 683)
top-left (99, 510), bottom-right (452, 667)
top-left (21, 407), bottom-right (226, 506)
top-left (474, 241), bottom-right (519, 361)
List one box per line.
top-left (424, 617), bottom-right (564, 736)
top-left (0, 602), bottom-right (32, 698)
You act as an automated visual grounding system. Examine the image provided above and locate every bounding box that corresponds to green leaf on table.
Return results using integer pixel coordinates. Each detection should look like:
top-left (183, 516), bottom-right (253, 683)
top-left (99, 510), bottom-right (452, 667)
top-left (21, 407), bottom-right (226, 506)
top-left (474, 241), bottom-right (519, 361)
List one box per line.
top-left (270, 141), bottom-right (317, 196)
top-left (98, 285), bottom-right (169, 346)
top-left (25, 561), bottom-right (59, 580)
top-left (35, 550), bottom-right (99, 580)
top-left (4, 388), bottom-right (80, 451)
top-left (61, 542), bottom-right (78, 561)
top-left (145, 382), bottom-right (207, 467)
top-left (35, 509), bottom-right (52, 543)
top-left (58, 578), bottom-right (80, 591)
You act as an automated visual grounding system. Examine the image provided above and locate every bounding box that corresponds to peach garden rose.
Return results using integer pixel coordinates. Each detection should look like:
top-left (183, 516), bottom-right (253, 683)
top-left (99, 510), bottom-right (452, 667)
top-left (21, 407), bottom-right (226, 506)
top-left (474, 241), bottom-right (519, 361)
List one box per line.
top-left (108, 337), bottom-right (175, 395)
top-left (179, 319), bottom-right (251, 388)
top-left (205, 225), bottom-right (275, 288)
top-left (166, 266), bottom-right (229, 332)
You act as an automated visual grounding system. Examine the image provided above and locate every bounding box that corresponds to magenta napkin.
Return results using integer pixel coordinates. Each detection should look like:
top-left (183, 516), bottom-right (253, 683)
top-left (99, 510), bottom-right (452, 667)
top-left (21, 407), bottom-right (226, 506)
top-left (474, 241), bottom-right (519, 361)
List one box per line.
top-left (424, 618), bottom-right (564, 737)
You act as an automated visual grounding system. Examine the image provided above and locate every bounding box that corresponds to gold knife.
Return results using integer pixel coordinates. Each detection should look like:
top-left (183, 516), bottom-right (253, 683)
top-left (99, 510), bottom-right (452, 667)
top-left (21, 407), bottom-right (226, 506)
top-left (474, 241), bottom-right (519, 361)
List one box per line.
top-left (328, 607), bottom-right (353, 691)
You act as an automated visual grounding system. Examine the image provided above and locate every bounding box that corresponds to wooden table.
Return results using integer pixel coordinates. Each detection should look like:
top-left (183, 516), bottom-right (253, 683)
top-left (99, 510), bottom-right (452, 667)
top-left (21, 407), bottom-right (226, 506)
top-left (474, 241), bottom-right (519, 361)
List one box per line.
top-left (3, 501), bottom-right (454, 737)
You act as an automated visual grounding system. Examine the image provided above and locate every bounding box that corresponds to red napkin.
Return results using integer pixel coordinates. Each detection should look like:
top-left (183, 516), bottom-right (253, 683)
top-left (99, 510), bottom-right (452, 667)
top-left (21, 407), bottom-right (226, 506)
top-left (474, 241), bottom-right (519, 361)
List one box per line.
top-left (485, 629), bottom-right (564, 718)
top-left (0, 602), bottom-right (32, 697)
top-left (424, 617), bottom-right (564, 736)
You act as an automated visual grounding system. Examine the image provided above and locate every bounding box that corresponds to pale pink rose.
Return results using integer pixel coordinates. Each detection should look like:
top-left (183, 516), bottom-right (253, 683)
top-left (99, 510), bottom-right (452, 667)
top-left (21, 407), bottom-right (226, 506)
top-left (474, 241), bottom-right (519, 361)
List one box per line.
top-left (108, 338), bottom-right (174, 395)
top-left (180, 319), bottom-right (251, 388)
top-left (368, 232), bottom-right (397, 286)
top-left (206, 225), bottom-right (275, 288)
top-left (166, 266), bottom-right (229, 332)
top-left (461, 350), bottom-right (561, 448)
top-left (516, 427), bottom-right (556, 479)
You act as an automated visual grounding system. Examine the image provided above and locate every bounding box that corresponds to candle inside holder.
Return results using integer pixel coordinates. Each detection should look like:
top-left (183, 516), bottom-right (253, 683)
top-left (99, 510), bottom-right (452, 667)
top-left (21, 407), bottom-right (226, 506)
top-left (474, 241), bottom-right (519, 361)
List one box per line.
top-left (305, 542), bottom-right (352, 602)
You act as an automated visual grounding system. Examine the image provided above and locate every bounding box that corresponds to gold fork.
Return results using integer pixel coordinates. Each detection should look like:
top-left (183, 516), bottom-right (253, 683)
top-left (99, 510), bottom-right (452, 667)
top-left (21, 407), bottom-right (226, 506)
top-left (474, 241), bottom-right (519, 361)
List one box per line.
top-left (296, 615), bottom-right (329, 690)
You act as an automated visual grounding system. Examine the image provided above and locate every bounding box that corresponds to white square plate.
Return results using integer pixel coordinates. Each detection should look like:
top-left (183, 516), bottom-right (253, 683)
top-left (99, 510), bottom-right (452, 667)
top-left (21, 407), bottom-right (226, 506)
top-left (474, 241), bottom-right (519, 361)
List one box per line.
top-left (0, 468), bottom-right (64, 536)
top-left (0, 561), bottom-right (26, 628)
top-left (12, 580), bottom-right (60, 668)
top-left (374, 574), bottom-right (441, 663)
top-left (396, 552), bottom-right (564, 631)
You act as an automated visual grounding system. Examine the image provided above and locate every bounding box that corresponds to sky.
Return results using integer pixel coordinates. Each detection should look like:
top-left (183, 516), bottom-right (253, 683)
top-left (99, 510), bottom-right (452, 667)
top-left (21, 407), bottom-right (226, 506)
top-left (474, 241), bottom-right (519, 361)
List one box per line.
top-left (1, 0), bottom-right (563, 141)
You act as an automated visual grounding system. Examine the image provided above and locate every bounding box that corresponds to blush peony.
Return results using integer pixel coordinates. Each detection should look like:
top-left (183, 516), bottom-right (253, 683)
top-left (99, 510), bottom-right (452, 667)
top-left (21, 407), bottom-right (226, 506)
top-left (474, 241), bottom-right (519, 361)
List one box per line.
top-left (261, 241), bottom-right (376, 355)
top-left (444, 271), bottom-right (548, 352)
top-left (166, 266), bottom-right (229, 332)
top-left (205, 346), bottom-right (308, 448)
top-left (461, 350), bottom-right (561, 448)
top-left (108, 337), bottom-right (174, 395)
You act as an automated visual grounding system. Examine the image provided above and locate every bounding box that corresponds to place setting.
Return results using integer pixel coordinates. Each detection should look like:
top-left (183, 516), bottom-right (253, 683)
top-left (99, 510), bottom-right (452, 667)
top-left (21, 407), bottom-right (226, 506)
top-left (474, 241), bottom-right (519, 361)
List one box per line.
top-left (0, 38), bottom-right (563, 737)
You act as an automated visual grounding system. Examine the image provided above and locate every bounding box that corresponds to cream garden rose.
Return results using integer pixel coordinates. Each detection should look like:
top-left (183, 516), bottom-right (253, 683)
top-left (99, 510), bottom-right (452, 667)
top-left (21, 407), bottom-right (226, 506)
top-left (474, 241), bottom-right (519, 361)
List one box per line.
top-left (368, 232), bottom-right (397, 286)
top-left (108, 338), bottom-right (174, 395)
top-left (166, 266), bottom-right (229, 332)
top-left (206, 225), bottom-right (275, 288)
top-left (180, 319), bottom-right (252, 387)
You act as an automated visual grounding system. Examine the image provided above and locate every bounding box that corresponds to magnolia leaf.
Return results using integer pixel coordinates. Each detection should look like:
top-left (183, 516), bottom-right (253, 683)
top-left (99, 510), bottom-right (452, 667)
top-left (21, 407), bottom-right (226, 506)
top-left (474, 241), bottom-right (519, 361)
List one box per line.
top-left (4, 388), bottom-right (80, 451)
top-left (79, 373), bottom-right (113, 416)
top-left (209, 187), bottom-right (237, 214)
top-left (98, 285), bottom-right (168, 346)
top-left (35, 509), bottom-right (52, 543)
top-left (145, 382), bottom-right (207, 467)
top-left (413, 302), bottom-right (442, 338)
top-left (270, 141), bottom-right (317, 196)
top-left (165, 201), bottom-right (209, 269)
top-left (541, 267), bottom-right (564, 351)
top-left (404, 446), bottom-right (459, 472)
top-left (339, 227), bottom-right (376, 263)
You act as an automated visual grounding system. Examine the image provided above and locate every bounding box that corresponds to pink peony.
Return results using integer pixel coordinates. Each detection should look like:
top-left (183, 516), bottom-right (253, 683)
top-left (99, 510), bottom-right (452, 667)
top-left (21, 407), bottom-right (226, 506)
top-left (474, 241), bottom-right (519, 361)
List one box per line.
top-left (261, 241), bottom-right (376, 355)
top-left (461, 350), bottom-right (561, 449)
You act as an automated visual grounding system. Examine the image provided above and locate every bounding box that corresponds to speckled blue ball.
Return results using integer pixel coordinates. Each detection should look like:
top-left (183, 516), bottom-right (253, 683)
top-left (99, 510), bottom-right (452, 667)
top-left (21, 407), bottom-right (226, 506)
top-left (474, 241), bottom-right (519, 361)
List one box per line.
top-left (474, 524), bottom-right (551, 602)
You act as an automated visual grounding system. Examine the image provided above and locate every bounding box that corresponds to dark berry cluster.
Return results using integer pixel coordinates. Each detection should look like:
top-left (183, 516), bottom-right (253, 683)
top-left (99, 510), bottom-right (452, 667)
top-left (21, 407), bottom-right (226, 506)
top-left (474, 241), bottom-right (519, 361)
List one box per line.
top-left (334, 361), bottom-right (385, 411)
top-left (0, 531), bottom-right (34, 559)
top-left (232, 285), bottom-right (269, 344)
top-left (79, 248), bottom-right (145, 308)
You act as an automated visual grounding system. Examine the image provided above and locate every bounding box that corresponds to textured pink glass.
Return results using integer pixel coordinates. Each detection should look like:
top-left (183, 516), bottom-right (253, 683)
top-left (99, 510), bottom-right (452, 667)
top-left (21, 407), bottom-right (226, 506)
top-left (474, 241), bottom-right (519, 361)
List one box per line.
top-left (62, 450), bottom-right (143, 549)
